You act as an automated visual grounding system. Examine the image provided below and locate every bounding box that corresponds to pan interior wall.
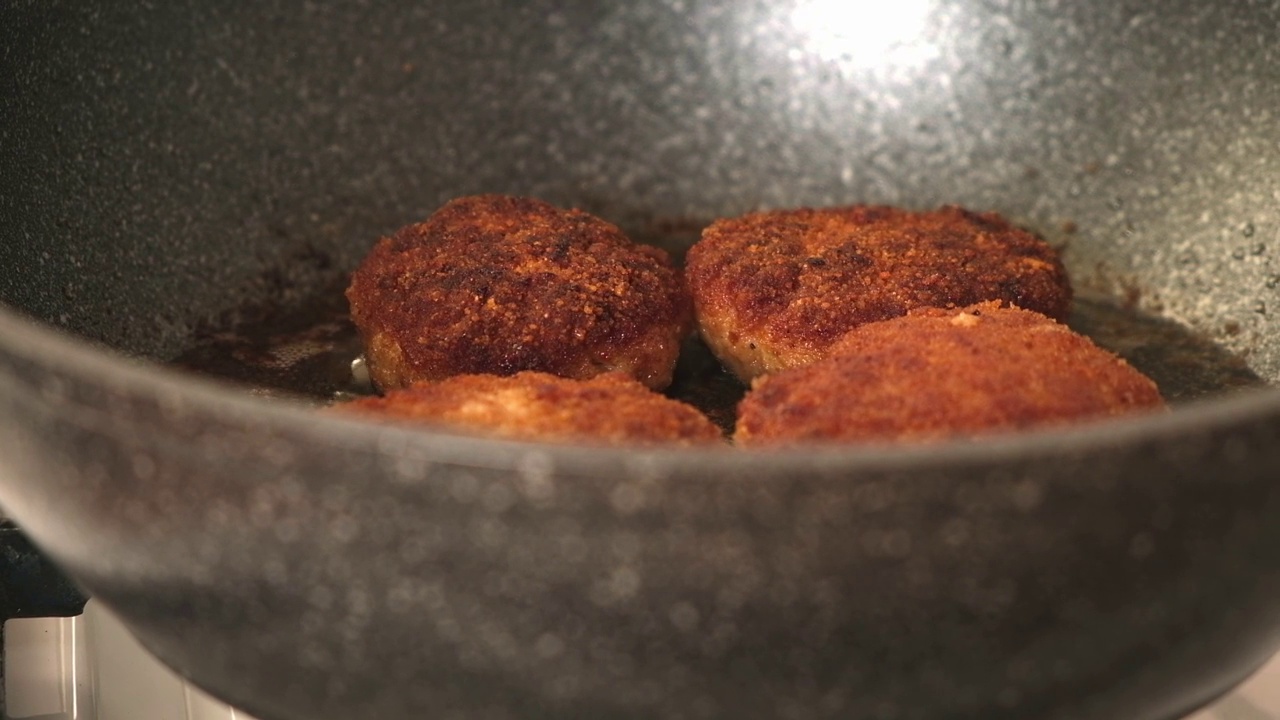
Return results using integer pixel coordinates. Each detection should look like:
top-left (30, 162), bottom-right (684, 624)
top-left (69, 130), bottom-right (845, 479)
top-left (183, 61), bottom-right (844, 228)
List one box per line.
top-left (2, 0), bottom-right (1280, 381)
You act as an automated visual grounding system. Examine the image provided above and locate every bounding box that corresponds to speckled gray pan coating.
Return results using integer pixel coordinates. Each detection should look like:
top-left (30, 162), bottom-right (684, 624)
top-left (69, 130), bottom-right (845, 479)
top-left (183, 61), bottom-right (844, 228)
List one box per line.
top-left (3, 1), bottom-right (1280, 720)
top-left (5, 1), bottom-right (1280, 379)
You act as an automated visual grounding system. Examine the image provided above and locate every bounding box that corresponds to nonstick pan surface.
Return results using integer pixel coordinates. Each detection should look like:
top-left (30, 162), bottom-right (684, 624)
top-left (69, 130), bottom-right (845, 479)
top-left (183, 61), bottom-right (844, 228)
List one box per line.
top-left (4, 1), bottom-right (1280, 719)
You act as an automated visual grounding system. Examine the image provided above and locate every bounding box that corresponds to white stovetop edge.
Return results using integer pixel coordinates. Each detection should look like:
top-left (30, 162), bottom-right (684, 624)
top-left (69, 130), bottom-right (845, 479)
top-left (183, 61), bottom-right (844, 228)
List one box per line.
top-left (4, 600), bottom-right (1278, 720)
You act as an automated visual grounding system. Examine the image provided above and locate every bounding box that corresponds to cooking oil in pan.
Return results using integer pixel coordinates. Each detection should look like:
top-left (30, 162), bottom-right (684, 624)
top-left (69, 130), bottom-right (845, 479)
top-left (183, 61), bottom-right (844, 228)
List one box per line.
top-left (169, 277), bottom-right (1265, 435)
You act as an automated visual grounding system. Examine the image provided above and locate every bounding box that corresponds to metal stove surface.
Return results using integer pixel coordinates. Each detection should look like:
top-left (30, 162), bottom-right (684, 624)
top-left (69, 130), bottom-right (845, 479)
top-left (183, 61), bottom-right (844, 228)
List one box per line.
top-left (2, 601), bottom-right (1278, 720)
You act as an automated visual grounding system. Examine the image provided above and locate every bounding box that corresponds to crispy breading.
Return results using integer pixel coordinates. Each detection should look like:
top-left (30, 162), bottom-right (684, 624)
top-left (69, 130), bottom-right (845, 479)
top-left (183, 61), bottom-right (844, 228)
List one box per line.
top-left (735, 302), bottom-right (1164, 446)
top-left (346, 195), bottom-right (691, 391)
top-left (333, 371), bottom-right (723, 446)
top-left (685, 204), bottom-right (1071, 381)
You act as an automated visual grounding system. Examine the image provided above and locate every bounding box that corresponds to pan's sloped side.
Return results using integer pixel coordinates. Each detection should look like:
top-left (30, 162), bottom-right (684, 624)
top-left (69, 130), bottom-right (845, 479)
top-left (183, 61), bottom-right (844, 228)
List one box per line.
top-left (3, 316), bottom-right (1280, 720)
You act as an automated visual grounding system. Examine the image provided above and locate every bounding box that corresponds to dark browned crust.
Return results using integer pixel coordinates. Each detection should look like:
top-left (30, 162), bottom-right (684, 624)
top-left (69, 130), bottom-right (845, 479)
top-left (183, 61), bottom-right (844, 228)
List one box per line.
top-left (735, 302), bottom-right (1164, 446)
top-left (685, 204), bottom-right (1072, 380)
top-left (346, 195), bottom-right (692, 391)
top-left (332, 371), bottom-right (723, 446)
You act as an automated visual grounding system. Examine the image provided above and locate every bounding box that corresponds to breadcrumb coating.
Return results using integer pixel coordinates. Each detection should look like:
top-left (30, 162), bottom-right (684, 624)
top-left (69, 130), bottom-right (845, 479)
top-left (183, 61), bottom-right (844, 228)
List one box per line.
top-left (347, 195), bottom-right (692, 391)
top-left (333, 371), bottom-right (723, 446)
top-left (735, 302), bottom-right (1164, 446)
top-left (685, 204), bottom-right (1071, 381)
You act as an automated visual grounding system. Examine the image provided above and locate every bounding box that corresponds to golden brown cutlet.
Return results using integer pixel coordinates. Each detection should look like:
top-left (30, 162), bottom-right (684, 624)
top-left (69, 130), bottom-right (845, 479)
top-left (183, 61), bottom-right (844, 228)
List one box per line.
top-left (333, 371), bottom-right (723, 446)
top-left (346, 195), bottom-right (691, 391)
top-left (685, 204), bottom-right (1071, 381)
top-left (735, 302), bottom-right (1164, 447)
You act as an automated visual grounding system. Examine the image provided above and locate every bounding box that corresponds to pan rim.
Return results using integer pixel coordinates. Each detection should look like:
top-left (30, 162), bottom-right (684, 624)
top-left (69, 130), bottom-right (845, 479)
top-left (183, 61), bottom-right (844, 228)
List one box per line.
top-left (2, 301), bottom-right (1276, 475)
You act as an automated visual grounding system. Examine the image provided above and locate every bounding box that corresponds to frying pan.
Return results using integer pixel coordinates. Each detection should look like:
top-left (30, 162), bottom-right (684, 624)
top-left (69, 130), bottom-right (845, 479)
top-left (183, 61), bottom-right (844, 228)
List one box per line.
top-left (3, 1), bottom-right (1280, 719)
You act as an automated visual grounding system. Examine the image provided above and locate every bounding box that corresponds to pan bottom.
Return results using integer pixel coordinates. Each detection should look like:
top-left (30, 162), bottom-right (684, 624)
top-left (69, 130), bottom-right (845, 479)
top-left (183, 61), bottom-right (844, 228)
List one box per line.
top-left (167, 274), bottom-right (1265, 437)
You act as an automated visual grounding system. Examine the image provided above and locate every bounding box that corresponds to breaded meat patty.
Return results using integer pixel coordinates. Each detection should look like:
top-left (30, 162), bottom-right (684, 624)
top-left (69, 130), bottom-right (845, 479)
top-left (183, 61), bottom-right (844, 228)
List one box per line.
top-left (333, 371), bottom-right (723, 446)
top-left (347, 195), bottom-right (691, 391)
top-left (735, 302), bottom-right (1164, 446)
top-left (685, 205), bottom-right (1071, 381)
